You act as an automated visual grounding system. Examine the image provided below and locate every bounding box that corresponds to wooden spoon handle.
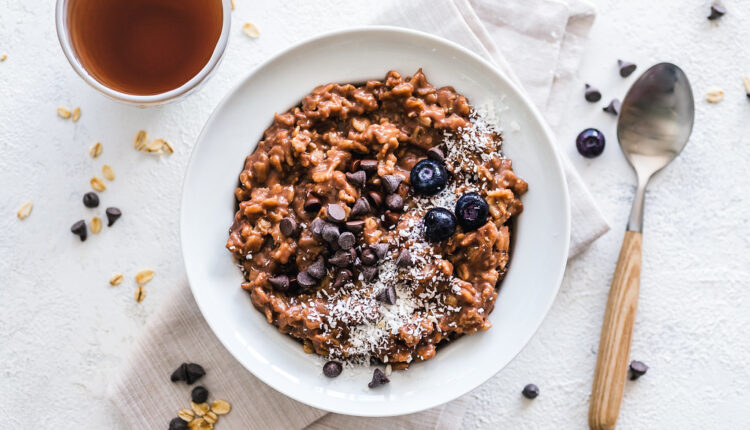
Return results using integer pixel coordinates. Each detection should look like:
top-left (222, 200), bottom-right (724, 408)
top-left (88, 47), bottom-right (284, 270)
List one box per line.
top-left (589, 230), bottom-right (642, 430)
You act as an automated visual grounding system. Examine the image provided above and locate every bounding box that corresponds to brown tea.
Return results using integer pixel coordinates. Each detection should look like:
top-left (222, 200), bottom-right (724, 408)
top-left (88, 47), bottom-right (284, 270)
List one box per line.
top-left (68, 0), bottom-right (223, 96)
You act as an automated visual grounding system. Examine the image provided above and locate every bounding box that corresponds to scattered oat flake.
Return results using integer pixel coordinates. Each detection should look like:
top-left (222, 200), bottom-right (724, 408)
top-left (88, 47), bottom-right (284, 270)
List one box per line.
top-left (204, 411), bottom-right (218, 424)
top-left (1, 54), bottom-right (7, 61)
top-left (16, 201), bottom-right (32, 219)
top-left (109, 273), bottom-right (124, 286)
top-left (211, 400), bottom-right (231, 415)
top-left (134, 285), bottom-right (146, 302)
top-left (72, 107), bottom-right (81, 122)
top-left (230, 0), bottom-right (235, 9)
top-left (136, 269), bottom-right (154, 285)
top-left (243, 22), bottom-right (259, 38)
top-left (102, 164), bottom-right (115, 181)
top-left (90, 142), bottom-right (103, 158)
top-left (192, 402), bottom-right (210, 417)
top-left (743, 76), bottom-right (750, 98)
top-left (90, 177), bottom-right (106, 192)
top-left (90, 217), bottom-right (102, 234)
top-left (57, 106), bottom-right (72, 119)
top-left (134, 130), bottom-right (147, 150)
top-left (162, 140), bottom-right (175, 154)
top-left (706, 88), bottom-right (724, 103)
top-left (145, 138), bottom-right (165, 153)
top-left (178, 408), bottom-right (194, 422)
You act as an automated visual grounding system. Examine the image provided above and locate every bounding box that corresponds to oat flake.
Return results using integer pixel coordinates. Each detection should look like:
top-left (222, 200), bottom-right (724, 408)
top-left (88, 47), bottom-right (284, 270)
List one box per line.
top-left (89, 142), bottom-right (103, 158)
top-left (16, 201), bottom-right (32, 219)
top-left (133, 130), bottom-right (147, 150)
top-left (191, 402), bottom-right (210, 417)
top-left (109, 273), bottom-right (124, 286)
top-left (211, 400), bottom-right (231, 415)
top-left (90, 217), bottom-right (102, 234)
top-left (57, 106), bottom-right (72, 119)
top-left (243, 22), bottom-right (259, 38)
top-left (134, 285), bottom-right (146, 302)
top-left (178, 408), bottom-right (194, 422)
top-left (72, 107), bottom-right (81, 122)
top-left (102, 164), bottom-right (115, 181)
top-left (135, 269), bottom-right (154, 285)
top-left (90, 177), bottom-right (106, 192)
top-left (706, 88), bottom-right (724, 103)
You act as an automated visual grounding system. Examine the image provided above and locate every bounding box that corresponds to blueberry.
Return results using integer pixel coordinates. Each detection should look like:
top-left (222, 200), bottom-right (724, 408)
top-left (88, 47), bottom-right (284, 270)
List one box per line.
top-left (522, 383), bottom-right (540, 399)
top-left (423, 208), bottom-right (456, 241)
top-left (410, 159), bottom-right (448, 196)
top-left (576, 128), bottom-right (605, 158)
top-left (455, 193), bottom-right (489, 231)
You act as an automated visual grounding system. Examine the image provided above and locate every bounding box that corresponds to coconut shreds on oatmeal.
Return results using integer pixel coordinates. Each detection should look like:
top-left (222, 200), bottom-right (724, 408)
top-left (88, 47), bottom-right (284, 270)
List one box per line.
top-left (227, 69), bottom-right (527, 370)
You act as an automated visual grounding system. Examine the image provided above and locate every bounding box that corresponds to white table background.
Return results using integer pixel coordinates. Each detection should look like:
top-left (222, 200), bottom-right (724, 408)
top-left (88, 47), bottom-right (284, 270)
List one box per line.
top-left (2, 0), bottom-right (749, 428)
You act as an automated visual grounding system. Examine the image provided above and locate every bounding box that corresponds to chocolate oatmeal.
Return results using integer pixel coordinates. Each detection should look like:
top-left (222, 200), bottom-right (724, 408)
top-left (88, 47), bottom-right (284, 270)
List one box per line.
top-left (226, 70), bottom-right (527, 369)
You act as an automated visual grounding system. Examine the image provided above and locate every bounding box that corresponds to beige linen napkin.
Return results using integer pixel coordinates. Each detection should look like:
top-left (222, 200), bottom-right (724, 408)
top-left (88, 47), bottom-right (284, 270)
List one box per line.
top-left (109, 1), bottom-right (607, 428)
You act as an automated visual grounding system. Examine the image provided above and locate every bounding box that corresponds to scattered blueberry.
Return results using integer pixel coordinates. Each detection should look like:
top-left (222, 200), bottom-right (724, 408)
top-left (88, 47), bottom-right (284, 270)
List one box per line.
top-left (617, 60), bottom-right (637, 78)
top-left (708, 2), bottom-right (726, 20)
top-left (368, 368), bottom-right (390, 388)
top-left (423, 208), bottom-right (457, 241)
top-left (455, 193), bottom-right (489, 231)
top-left (576, 128), bottom-right (606, 158)
top-left (410, 159), bottom-right (448, 196)
top-left (191, 386), bottom-right (209, 403)
top-left (629, 360), bottom-right (649, 380)
top-left (323, 361), bottom-right (343, 378)
top-left (82, 192), bottom-right (99, 208)
top-left (522, 383), bottom-right (539, 399)
top-left (584, 84), bottom-right (602, 102)
top-left (169, 417), bottom-right (189, 430)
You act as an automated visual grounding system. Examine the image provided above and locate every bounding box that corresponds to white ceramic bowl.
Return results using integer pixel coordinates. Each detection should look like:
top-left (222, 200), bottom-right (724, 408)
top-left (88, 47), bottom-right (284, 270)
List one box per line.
top-left (181, 26), bottom-right (570, 417)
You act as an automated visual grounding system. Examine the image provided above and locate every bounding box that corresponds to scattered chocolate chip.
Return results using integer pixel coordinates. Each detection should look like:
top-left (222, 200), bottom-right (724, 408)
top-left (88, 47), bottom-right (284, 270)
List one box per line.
top-left (326, 203), bottom-right (347, 222)
top-left (361, 265), bottom-right (378, 282)
top-left (82, 192), bottom-right (99, 208)
top-left (617, 59), bottom-right (637, 77)
top-left (350, 197), bottom-right (371, 218)
top-left (708, 2), bottom-right (726, 20)
top-left (359, 159), bottom-right (378, 176)
top-left (345, 170), bottom-right (366, 188)
top-left (383, 211), bottom-right (401, 227)
top-left (323, 361), bottom-right (343, 378)
top-left (329, 250), bottom-right (353, 267)
top-left (371, 243), bottom-right (389, 260)
top-left (381, 175), bottom-right (402, 194)
top-left (629, 360), bottom-right (649, 380)
top-left (71, 220), bottom-right (87, 241)
top-left (367, 190), bottom-right (384, 208)
top-left (426, 147), bottom-right (445, 162)
top-left (345, 220), bottom-right (365, 234)
top-left (191, 386), bottom-right (209, 404)
top-left (310, 217), bottom-right (325, 237)
top-left (304, 195), bottom-right (321, 212)
top-left (279, 217), bottom-right (299, 237)
top-left (321, 223), bottom-right (340, 244)
top-left (603, 99), bottom-right (621, 115)
top-left (169, 417), bottom-right (189, 430)
top-left (268, 275), bottom-right (290, 292)
top-left (368, 368), bottom-right (390, 388)
top-left (395, 249), bottom-right (413, 267)
top-left (584, 84), bottom-right (602, 102)
top-left (522, 383), bottom-right (539, 399)
top-left (307, 257), bottom-right (327, 279)
top-left (360, 248), bottom-right (378, 265)
top-left (297, 270), bottom-right (318, 288)
top-left (385, 194), bottom-right (404, 211)
top-left (332, 269), bottom-right (352, 288)
top-left (375, 285), bottom-right (397, 305)
top-left (170, 363), bottom-right (188, 382)
top-left (105, 207), bottom-right (121, 226)
top-left (338, 231), bottom-right (356, 249)
top-left (185, 363), bottom-right (206, 384)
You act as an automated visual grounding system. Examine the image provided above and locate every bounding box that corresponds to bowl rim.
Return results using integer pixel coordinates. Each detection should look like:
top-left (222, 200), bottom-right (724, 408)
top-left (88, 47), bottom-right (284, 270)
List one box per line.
top-left (179, 25), bottom-right (571, 416)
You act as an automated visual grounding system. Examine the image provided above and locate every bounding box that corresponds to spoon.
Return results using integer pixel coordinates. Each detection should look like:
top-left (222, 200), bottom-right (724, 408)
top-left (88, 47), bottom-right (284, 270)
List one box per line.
top-left (588, 63), bottom-right (694, 430)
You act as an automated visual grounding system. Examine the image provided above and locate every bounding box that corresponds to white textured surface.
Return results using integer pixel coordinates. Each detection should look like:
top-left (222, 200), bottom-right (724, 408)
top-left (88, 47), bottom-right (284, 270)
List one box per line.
top-left (1, 0), bottom-right (749, 428)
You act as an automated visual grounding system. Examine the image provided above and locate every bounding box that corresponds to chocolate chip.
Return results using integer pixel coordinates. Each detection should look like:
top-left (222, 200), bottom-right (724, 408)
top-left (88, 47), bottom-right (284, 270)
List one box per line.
top-left (310, 217), bottom-right (325, 237)
top-left (426, 147), bottom-right (445, 162)
top-left (584, 84), bottom-right (601, 102)
top-left (385, 194), bottom-right (404, 211)
top-left (368, 368), bottom-right (390, 388)
top-left (82, 192), bottom-right (99, 208)
top-left (333, 269), bottom-right (352, 288)
top-left (708, 2), bottom-right (726, 20)
top-left (383, 210), bottom-right (401, 228)
top-left (338, 232), bottom-right (356, 249)
top-left (350, 197), bottom-right (371, 218)
top-left (522, 383), bottom-right (539, 399)
top-left (268, 275), bottom-right (290, 292)
top-left (169, 417), bottom-right (189, 430)
top-left (326, 203), bottom-right (347, 222)
top-left (329, 250), bottom-right (353, 267)
top-left (361, 265), bottom-right (378, 282)
top-left (381, 175), bottom-right (402, 194)
top-left (323, 361), bottom-right (343, 378)
top-left (345, 220), bottom-right (365, 234)
top-left (371, 243), bottom-right (389, 260)
top-left (395, 249), bottom-right (413, 267)
top-left (170, 363), bottom-right (188, 382)
top-left (360, 159), bottom-right (378, 176)
top-left (185, 363), bottom-right (206, 384)
top-left (375, 285), bottom-right (397, 305)
top-left (603, 99), bottom-right (621, 115)
top-left (71, 220), bottom-right (87, 241)
top-left (105, 207), bottom-right (121, 226)
top-left (345, 170), bottom-right (367, 188)
top-left (191, 386), bottom-right (209, 403)
top-left (297, 270), bottom-right (318, 288)
top-left (360, 248), bottom-right (378, 265)
top-left (629, 360), bottom-right (649, 380)
top-left (368, 191), bottom-right (384, 208)
top-left (321, 223), bottom-right (340, 244)
top-left (307, 257), bottom-right (327, 279)
top-left (304, 195), bottom-right (321, 212)
top-left (280, 217), bottom-right (299, 237)
top-left (617, 59), bottom-right (637, 77)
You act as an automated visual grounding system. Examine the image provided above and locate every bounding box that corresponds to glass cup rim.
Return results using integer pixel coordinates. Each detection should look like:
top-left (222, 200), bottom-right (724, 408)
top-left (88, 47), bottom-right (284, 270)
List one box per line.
top-left (55, 0), bottom-right (232, 106)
